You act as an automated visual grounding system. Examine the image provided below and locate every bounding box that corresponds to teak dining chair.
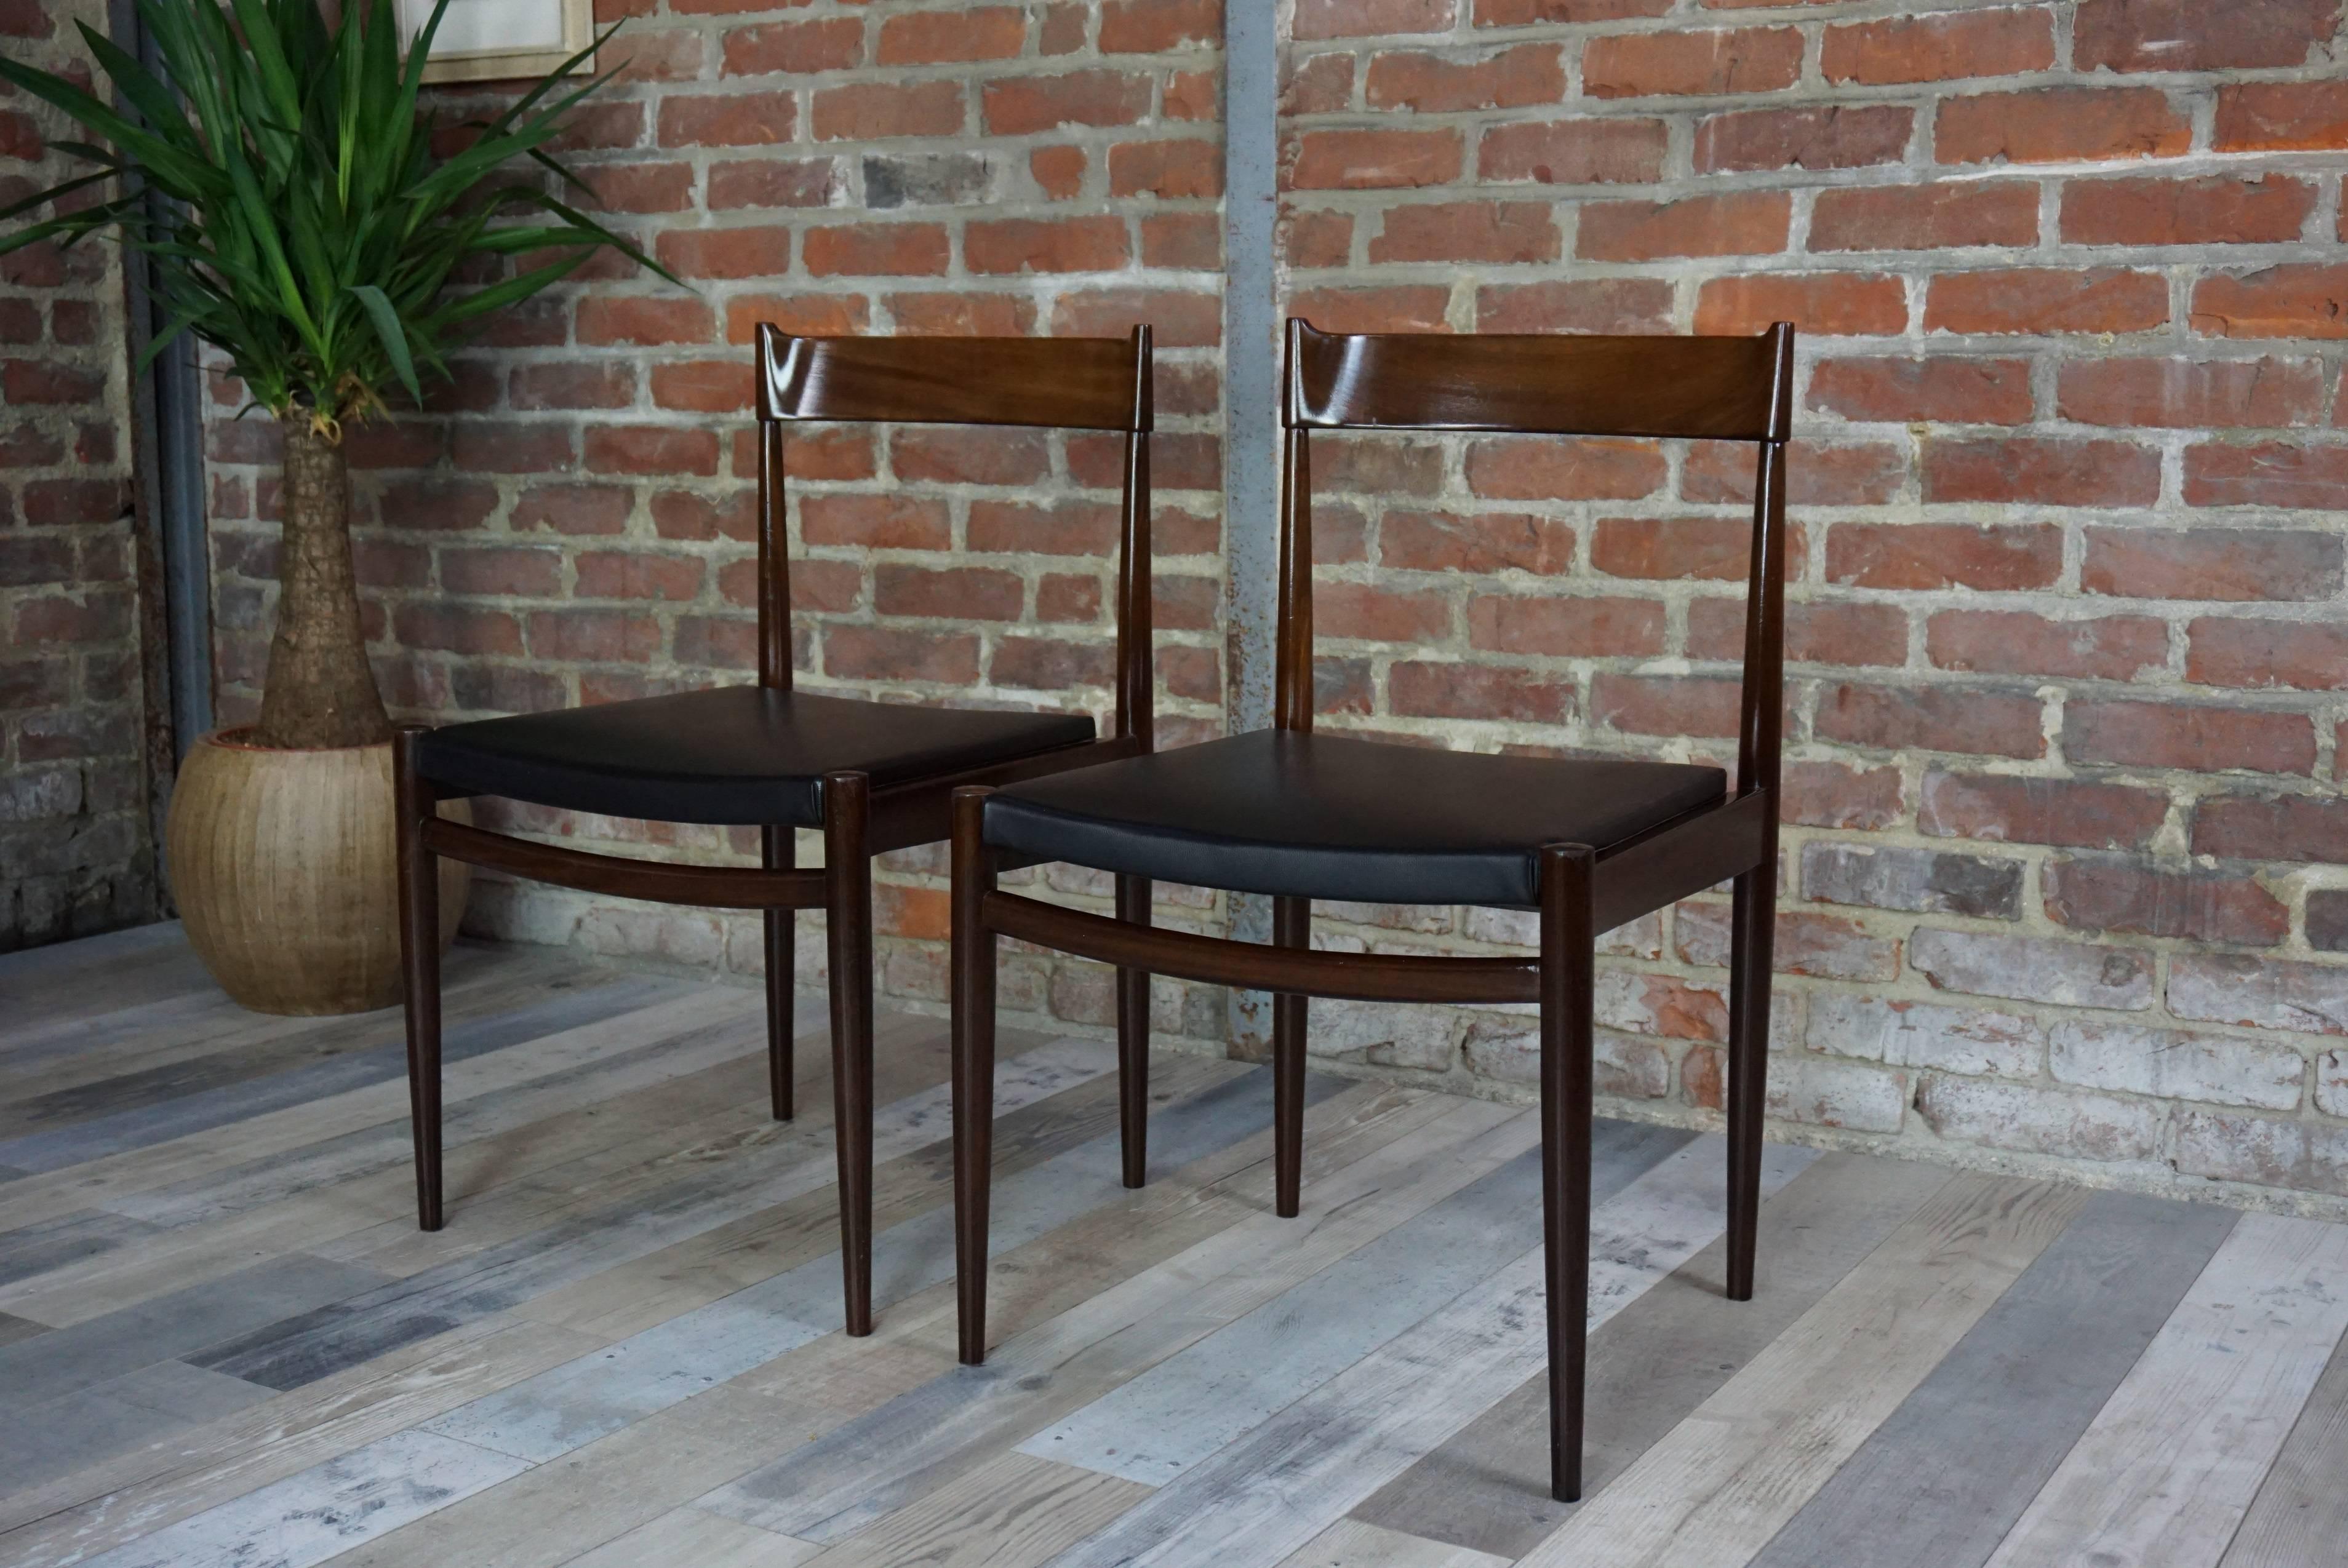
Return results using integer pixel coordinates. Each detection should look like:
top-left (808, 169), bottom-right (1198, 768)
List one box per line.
top-left (394, 324), bottom-right (1157, 1336)
top-left (949, 317), bottom-right (1794, 1500)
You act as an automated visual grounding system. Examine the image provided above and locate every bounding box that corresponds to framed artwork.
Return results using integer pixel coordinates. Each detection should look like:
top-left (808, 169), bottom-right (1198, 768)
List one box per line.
top-left (396, 0), bottom-right (594, 85)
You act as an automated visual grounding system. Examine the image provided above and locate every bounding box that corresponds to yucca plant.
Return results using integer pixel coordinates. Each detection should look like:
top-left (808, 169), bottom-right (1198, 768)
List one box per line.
top-left (0, 0), bottom-right (672, 747)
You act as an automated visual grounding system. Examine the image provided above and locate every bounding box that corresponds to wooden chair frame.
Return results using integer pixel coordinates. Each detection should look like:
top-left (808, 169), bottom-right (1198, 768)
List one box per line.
top-left (950, 318), bottom-right (1795, 1499)
top-left (396, 324), bottom-right (1157, 1337)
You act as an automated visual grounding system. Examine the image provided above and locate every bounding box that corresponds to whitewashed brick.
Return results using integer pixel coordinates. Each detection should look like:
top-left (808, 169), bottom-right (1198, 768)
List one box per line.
top-left (1460, 1020), bottom-right (1669, 1099)
top-left (1909, 928), bottom-right (2154, 1011)
top-left (2318, 1051), bottom-right (2348, 1120)
top-left (1767, 1054), bottom-right (1907, 1133)
top-left (2170, 954), bottom-right (2348, 1037)
top-left (2050, 1021), bottom-right (2304, 1112)
top-left (1305, 998), bottom-right (1458, 1072)
top-left (2173, 1110), bottom-right (2348, 1195)
top-left (1677, 901), bottom-right (1901, 982)
top-left (1918, 1078), bottom-right (2163, 1163)
top-left (1809, 993), bottom-right (2043, 1079)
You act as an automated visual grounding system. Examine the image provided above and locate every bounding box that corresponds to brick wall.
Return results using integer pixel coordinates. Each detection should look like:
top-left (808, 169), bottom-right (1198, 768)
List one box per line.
top-left (1277, 0), bottom-right (2348, 1211)
top-left (199, 0), bottom-right (1234, 1032)
top-left (0, 0), bottom-right (153, 952)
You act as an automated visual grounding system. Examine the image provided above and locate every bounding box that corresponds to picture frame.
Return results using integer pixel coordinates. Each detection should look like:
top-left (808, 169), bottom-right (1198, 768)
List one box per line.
top-left (396, 0), bottom-right (594, 86)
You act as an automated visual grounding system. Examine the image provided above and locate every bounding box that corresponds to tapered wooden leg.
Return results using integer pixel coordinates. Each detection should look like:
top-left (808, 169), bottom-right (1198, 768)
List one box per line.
top-left (823, 771), bottom-right (874, 1337)
top-left (1539, 843), bottom-right (1597, 1504)
top-left (1115, 874), bottom-right (1151, 1189)
top-left (1271, 894), bottom-right (1309, 1219)
top-left (1725, 851), bottom-right (1776, 1303)
top-left (393, 728), bottom-right (444, 1233)
top-left (952, 787), bottom-right (999, 1366)
top-left (762, 826), bottom-right (796, 1123)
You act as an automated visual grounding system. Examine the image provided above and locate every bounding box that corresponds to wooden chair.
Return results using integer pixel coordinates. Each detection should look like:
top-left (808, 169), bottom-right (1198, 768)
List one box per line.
top-left (948, 318), bottom-right (1793, 1499)
top-left (395, 325), bottom-right (1157, 1337)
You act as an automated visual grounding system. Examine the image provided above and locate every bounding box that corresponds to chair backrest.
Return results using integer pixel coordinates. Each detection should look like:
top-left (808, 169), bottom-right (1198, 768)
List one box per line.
top-left (1274, 318), bottom-right (1796, 800)
top-left (751, 325), bottom-right (1156, 746)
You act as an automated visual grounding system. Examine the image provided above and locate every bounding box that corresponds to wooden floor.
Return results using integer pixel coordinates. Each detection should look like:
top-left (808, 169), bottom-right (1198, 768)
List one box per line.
top-left (2, 927), bottom-right (2346, 1568)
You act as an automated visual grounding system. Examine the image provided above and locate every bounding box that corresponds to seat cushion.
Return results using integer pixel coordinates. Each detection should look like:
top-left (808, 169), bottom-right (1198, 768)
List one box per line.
top-left (414, 686), bottom-right (1095, 827)
top-left (983, 730), bottom-right (1725, 908)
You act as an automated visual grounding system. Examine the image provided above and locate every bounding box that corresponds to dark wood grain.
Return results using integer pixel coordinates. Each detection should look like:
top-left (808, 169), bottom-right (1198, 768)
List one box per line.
top-left (756, 326), bottom-right (1149, 432)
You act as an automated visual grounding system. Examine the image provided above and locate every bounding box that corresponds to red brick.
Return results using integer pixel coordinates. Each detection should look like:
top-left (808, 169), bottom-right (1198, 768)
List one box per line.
top-left (1369, 201), bottom-right (1559, 265)
top-left (1039, 573), bottom-right (1104, 623)
top-left (2058, 357), bottom-right (2324, 428)
top-left (2074, 0), bottom-right (2339, 73)
top-left (1364, 44), bottom-right (1565, 112)
top-left (966, 215), bottom-right (1131, 275)
top-left (514, 484), bottom-right (633, 536)
top-left (1294, 0), bottom-right (1455, 36)
top-left (1810, 182), bottom-right (2037, 252)
top-left (1282, 52), bottom-right (1356, 114)
top-left (583, 425), bottom-right (719, 477)
top-left (812, 82), bottom-right (964, 141)
top-left (1583, 27), bottom-right (1802, 98)
top-left (1289, 129), bottom-right (1465, 191)
top-left (1579, 191), bottom-right (1789, 261)
top-left (1827, 522), bottom-right (2062, 590)
top-left (2084, 527), bottom-right (2341, 601)
top-left (1592, 515), bottom-right (1757, 581)
top-left (2044, 856), bottom-right (2287, 947)
top-left (511, 362), bottom-right (636, 411)
top-left (1466, 437), bottom-right (1664, 502)
top-left (0, 360), bottom-right (101, 405)
top-left (1925, 269), bottom-right (2168, 335)
top-left (875, 565), bottom-right (1026, 621)
top-left (1695, 104), bottom-right (1914, 173)
top-left (1924, 437), bottom-right (2160, 507)
top-left (1477, 0), bottom-right (1671, 20)
top-left (2187, 618), bottom-right (2348, 692)
top-left (1928, 610), bottom-right (2169, 681)
top-left (802, 223), bottom-right (950, 278)
top-left (2185, 442), bottom-right (2348, 510)
top-left (892, 428), bottom-right (1052, 487)
top-left (1592, 674), bottom-right (1744, 738)
top-left (1111, 138), bottom-right (1222, 199)
top-left (1785, 762), bottom-right (1905, 831)
top-left (2215, 80), bottom-right (2348, 152)
top-left (393, 604), bottom-right (522, 656)
top-left (823, 624), bottom-right (980, 684)
top-left (969, 498), bottom-right (1119, 555)
top-left (1165, 70), bottom-right (1216, 121)
top-left (1819, 684), bottom-right (2046, 759)
top-left (446, 423), bottom-right (565, 474)
top-left (1688, 440), bottom-right (1903, 506)
top-left (573, 296), bottom-right (714, 348)
top-left (650, 359), bottom-right (755, 414)
top-left (1936, 87), bottom-right (2189, 165)
top-left (1030, 145), bottom-right (1088, 200)
top-left (1689, 597), bottom-right (1909, 667)
top-left (2062, 175), bottom-right (2315, 247)
top-left (1920, 771), bottom-right (2168, 850)
top-left (657, 489), bottom-right (759, 542)
top-left (2192, 794), bottom-right (2348, 864)
top-left (1379, 509), bottom-right (1575, 575)
top-left (875, 7), bottom-right (1024, 65)
top-left (1695, 274), bottom-right (1907, 336)
top-left (723, 293), bottom-right (872, 343)
top-left (2067, 699), bottom-right (2315, 776)
top-left (1477, 117), bottom-right (1668, 184)
top-left (1100, 0), bottom-right (1221, 52)
top-left (991, 636), bottom-right (1114, 690)
top-left (1287, 285), bottom-right (1451, 335)
top-left (1823, 7), bottom-right (2054, 84)
top-left (1475, 279), bottom-right (1674, 334)
top-left (1053, 286), bottom-right (1222, 346)
top-left (1322, 437), bottom-right (1447, 496)
top-left (707, 158), bottom-right (838, 210)
top-left (1391, 661), bottom-right (1575, 724)
top-left (1808, 356), bottom-right (2034, 424)
top-left (658, 92), bottom-right (794, 148)
top-left (653, 225), bottom-right (791, 280)
top-left (1144, 212), bottom-right (1221, 268)
top-left (889, 292), bottom-right (1039, 336)
top-left (588, 161), bottom-right (696, 214)
top-left (574, 552), bottom-right (705, 602)
top-left (2190, 266), bottom-right (2348, 341)
top-left (721, 17), bottom-right (862, 74)
top-left (983, 70), bottom-right (1154, 134)
top-left (802, 494), bottom-right (951, 551)
top-left (1466, 594), bottom-right (1666, 657)
top-left (1317, 583), bottom-right (1451, 642)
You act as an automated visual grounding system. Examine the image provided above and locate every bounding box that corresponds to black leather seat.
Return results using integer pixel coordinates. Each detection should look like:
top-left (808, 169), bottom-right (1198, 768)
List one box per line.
top-left (983, 730), bottom-right (1724, 908)
top-left (416, 686), bottom-right (1095, 826)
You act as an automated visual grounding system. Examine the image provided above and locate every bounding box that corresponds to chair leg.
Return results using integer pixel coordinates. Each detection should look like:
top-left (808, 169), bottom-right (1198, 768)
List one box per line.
top-left (952, 788), bottom-right (999, 1366)
top-left (1725, 858), bottom-right (1776, 1303)
top-left (762, 826), bottom-right (795, 1123)
top-left (823, 772), bottom-right (874, 1337)
top-left (393, 730), bottom-right (444, 1233)
top-left (1539, 843), bottom-right (1597, 1505)
top-left (1271, 894), bottom-right (1309, 1219)
top-left (1116, 874), bottom-right (1151, 1190)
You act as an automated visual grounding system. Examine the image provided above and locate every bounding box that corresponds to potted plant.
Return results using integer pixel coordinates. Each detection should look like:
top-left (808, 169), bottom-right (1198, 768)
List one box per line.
top-left (1, 0), bottom-right (669, 1012)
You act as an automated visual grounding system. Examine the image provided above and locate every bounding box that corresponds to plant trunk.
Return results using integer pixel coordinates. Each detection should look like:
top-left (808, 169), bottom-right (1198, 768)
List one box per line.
top-left (250, 418), bottom-right (391, 749)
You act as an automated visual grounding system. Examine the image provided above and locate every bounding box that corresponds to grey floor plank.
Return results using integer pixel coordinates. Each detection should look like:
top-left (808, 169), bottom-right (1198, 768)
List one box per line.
top-left (1748, 1188), bottom-right (2240, 1568)
top-left (0, 975), bottom-right (684, 1174)
top-left (0, 1252), bottom-right (389, 1408)
top-left (0, 1209), bottom-right (163, 1291)
top-left (0, 1310), bottom-right (44, 1347)
top-left (0, 1359), bottom-right (274, 1498)
top-left (2222, 1319), bottom-right (2348, 1566)
top-left (1020, 1121), bottom-right (1697, 1486)
top-left (1352, 1150), bottom-right (1952, 1560)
